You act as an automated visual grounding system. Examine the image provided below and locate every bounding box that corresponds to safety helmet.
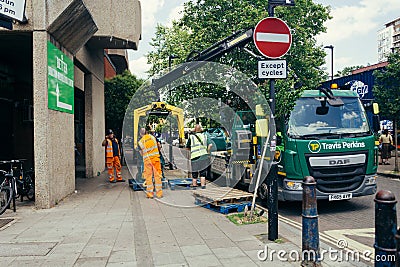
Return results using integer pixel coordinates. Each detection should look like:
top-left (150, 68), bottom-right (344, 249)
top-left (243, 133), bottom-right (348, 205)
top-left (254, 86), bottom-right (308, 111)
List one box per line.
top-left (106, 129), bottom-right (114, 135)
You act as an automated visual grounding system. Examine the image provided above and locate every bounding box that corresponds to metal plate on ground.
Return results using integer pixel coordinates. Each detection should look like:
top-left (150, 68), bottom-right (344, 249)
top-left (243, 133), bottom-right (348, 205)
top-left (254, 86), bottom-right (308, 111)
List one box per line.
top-left (0, 242), bottom-right (57, 257)
top-left (0, 218), bottom-right (14, 229)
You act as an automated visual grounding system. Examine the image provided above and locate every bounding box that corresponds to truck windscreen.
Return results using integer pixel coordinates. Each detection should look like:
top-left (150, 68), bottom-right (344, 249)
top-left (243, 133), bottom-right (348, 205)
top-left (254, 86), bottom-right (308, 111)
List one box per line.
top-left (287, 97), bottom-right (371, 139)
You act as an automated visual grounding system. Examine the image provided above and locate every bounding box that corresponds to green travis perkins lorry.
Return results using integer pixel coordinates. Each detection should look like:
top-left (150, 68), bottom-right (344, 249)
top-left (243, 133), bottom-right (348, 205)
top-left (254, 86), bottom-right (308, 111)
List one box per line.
top-left (210, 87), bottom-right (380, 201)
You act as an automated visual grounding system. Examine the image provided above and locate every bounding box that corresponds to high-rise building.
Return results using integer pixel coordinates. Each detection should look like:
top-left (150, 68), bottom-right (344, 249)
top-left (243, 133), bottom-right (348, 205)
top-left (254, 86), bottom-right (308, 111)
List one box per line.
top-left (378, 17), bottom-right (400, 62)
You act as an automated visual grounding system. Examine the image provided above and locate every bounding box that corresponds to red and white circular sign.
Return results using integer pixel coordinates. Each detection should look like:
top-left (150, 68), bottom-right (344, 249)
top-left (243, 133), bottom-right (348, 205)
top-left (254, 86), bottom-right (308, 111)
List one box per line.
top-left (253, 17), bottom-right (292, 59)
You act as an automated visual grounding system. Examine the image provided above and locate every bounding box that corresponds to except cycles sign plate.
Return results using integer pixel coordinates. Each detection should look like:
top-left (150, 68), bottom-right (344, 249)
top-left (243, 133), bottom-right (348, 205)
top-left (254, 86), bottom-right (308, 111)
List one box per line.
top-left (253, 17), bottom-right (292, 59)
top-left (258, 60), bottom-right (287, 79)
top-left (47, 41), bottom-right (74, 114)
top-left (0, 0), bottom-right (26, 22)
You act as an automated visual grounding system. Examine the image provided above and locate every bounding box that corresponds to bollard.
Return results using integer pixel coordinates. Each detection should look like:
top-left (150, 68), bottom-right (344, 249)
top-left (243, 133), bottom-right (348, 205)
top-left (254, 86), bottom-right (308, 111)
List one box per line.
top-left (375, 190), bottom-right (397, 267)
top-left (302, 176), bottom-right (320, 267)
top-left (396, 228), bottom-right (400, 267)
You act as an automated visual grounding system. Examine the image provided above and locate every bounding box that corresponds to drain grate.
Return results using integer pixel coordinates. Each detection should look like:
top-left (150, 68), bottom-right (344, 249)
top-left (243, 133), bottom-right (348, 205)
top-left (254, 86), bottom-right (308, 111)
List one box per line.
top-left (0, 218), bottom-right (14, 229)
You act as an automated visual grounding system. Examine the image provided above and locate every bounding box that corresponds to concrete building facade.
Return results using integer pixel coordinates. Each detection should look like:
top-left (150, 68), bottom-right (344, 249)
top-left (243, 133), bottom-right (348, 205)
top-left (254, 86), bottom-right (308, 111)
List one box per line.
top-left (378, 17), bottom-right (400, 62)
top-left (0, 0), bottom-right (141, 208)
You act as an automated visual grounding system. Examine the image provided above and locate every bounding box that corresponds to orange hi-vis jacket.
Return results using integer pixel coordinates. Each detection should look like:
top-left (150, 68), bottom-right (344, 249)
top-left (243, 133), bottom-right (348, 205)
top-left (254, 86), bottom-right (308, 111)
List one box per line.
top-left (105, 138), bottom-right (120, 158)
top-left (138, 134), bottom-right (159, 161)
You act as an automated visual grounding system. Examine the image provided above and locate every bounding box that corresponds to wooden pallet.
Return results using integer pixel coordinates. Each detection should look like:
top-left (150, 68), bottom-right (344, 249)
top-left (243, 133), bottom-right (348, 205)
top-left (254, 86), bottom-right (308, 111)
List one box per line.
top-left (193, 187), bottom-right (253, 206)
top-left (195, 199), bottom-right (252, 214)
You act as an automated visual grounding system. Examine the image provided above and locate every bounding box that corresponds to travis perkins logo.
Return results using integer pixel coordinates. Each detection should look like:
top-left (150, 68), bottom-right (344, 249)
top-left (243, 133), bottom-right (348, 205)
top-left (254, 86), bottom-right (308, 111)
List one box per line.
top-left (308, 140), bottom-right (321, 153)
top-left (308, 140), bottom-right (365, 153)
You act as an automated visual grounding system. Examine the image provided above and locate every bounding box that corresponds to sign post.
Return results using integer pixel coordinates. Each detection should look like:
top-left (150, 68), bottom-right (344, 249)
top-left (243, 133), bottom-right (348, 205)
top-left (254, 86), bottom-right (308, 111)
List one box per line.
top-left (254, 4), bottom-right (295, 242)
top-left (47, 41), bottom-right (74, 114)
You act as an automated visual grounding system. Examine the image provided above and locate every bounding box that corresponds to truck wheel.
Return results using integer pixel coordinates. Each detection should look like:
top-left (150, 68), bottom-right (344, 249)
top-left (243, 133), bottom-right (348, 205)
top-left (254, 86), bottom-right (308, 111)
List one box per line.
top-left (257, 182), bottom-right (269, 201)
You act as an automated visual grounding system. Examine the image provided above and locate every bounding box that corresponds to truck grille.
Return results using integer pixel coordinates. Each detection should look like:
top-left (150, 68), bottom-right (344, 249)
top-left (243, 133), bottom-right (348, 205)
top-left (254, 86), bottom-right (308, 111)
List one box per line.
top-left (306, 152), bottom-right (367, 193)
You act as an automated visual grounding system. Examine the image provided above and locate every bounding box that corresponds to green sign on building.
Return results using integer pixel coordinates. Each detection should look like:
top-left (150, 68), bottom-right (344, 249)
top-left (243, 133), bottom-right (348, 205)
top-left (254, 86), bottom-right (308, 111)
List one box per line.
top-left (47, 41), bottom-right (74, 114)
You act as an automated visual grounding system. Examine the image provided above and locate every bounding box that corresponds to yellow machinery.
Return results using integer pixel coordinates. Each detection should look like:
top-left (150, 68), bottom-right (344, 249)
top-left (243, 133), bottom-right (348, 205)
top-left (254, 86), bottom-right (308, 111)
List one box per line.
top-left (133, 102), bottom-right (185, 148)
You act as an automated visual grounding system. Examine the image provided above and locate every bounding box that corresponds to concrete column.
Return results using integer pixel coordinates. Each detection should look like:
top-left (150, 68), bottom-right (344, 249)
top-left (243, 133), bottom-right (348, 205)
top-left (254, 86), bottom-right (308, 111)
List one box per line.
top-left (33, 32), bottom-right (75, 208)
top-left (84, 73), bottom-right (105, 178)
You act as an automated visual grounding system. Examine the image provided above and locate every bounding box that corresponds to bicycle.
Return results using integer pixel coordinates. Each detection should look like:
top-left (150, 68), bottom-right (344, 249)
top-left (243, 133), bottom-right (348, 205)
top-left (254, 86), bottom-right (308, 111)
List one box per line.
top-left (0, 160), bottom-right (35, 215)
top-left (0, 169), bottom-right (13, 215)
top-left (10, 160), bottom-right (35, 202)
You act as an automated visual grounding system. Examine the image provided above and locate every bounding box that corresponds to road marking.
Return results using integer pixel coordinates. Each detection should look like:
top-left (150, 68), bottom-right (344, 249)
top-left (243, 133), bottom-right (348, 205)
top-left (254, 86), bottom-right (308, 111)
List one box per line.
top-left (255, 32), bottom-right (290, 43)
top-left (323, 228), bottom-right (374, 257)
top-left (256, 205), bottom-right (375, 262)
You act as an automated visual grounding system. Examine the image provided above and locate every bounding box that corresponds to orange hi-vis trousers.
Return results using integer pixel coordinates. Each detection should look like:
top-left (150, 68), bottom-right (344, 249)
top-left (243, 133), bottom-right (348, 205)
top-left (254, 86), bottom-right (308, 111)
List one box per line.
top-left (106, 156), bottom-right (122, 182)
top-left (143, 158), bottom-right (163, 198)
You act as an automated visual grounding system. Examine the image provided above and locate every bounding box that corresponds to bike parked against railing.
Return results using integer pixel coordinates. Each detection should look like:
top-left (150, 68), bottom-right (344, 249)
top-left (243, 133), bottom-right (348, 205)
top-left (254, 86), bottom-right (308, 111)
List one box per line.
top-left (0, 160), bottom-right (35, 215)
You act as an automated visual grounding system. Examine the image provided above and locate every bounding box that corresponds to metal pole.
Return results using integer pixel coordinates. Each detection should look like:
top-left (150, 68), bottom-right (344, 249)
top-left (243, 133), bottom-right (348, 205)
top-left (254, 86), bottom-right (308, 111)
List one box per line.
top-left (267, 3), bottom-right (279, 242)
top-left (374, 190), bottom-right (397, 267)
top-left (394, 120), bottom-right (398, 172)
top-left (267, 163), bottom-right (278, 240)
top-left (396, 228), bottom-right (400, 267)
top-left (168, 55), bottom-right (175, 170)
top-left (324, 45), bottom-right (334, 81)
top-left (330, 46), bottom-right (333, 81)
top-left (302, 176), bottom-right (321, 266)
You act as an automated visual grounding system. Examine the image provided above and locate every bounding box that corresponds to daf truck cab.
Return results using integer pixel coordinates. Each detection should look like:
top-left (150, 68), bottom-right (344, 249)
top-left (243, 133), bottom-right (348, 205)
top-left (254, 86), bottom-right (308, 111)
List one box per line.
top-left (278, 88), bottom-right (379, 201)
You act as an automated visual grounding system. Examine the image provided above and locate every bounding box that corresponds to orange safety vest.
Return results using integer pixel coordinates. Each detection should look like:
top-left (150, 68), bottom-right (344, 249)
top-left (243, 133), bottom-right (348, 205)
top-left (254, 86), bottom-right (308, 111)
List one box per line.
top-left (138, 134), bottom-right (159, 161)
top-left (105, 138), bottom-right (120, 158)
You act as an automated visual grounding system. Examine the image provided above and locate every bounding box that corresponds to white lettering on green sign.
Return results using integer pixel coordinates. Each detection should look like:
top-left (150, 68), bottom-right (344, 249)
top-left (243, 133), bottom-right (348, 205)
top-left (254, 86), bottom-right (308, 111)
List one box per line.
top-left (47, 41), bottom-right (74, 114)
top-left (321, 141), bottom-right (366, 150)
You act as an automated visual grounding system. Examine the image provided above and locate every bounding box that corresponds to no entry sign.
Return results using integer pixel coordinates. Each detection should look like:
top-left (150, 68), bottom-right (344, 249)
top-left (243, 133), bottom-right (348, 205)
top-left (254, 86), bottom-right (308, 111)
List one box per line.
top-left (253, 17), bottom-right (292, 59)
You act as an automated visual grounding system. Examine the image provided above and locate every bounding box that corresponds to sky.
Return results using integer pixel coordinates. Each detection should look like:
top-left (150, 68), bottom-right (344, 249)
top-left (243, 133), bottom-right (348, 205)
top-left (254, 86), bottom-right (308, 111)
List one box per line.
top-left (128, 0), bottom-right (400, 80)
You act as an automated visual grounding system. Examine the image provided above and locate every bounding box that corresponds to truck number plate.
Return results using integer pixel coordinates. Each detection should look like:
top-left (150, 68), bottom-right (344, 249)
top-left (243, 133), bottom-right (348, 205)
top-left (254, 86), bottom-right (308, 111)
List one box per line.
top-left (328, 193), bottom-right (352, 201)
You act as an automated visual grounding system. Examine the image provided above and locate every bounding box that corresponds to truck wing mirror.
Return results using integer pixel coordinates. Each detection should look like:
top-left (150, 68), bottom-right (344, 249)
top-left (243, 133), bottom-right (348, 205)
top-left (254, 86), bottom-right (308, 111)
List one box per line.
top-left (373, 103), bottom-right (379, 115)
top-left (327, 97), bottom-right (344, 107)
top-left (316, 106), bottom-right (329, 115)
top-left (372, 115), bottom-right (380, 133)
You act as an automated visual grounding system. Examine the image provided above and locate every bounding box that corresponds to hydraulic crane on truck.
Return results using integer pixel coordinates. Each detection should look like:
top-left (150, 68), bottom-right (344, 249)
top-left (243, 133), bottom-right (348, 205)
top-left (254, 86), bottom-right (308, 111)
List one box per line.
top-left (130, 27), bottom-right (274, 191)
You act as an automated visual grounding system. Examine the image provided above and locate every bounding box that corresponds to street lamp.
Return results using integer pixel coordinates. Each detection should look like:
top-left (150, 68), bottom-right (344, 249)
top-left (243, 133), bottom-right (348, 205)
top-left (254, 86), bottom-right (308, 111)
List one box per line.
top-left (168, 54), bottom-right (178, 170)
top-left (324, 45), bottom-right (334, 81)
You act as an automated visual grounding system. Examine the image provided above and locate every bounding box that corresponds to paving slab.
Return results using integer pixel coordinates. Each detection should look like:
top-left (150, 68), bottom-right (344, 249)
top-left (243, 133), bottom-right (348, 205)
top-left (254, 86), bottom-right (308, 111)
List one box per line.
top-left (0, 167), bottom-right (367, 266)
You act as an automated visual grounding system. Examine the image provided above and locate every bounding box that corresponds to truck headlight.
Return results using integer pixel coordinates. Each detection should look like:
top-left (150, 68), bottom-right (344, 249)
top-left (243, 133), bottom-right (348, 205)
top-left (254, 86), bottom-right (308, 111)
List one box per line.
top-left (365, 176), bottom-right (377, 185)
top-left (285, 181), bottom-right (303, 190)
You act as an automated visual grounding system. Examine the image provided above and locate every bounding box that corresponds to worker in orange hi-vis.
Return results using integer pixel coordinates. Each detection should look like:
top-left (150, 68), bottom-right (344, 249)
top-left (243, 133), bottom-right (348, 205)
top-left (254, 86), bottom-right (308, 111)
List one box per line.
top-left (138, 127), bottom-right (163, 198)
top-left (102, 129), bottom-right (125, 183)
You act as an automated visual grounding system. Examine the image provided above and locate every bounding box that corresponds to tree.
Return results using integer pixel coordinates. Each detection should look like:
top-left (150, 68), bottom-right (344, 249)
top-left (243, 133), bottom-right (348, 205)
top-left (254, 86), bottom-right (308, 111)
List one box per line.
top-left (373, 52), bottom-right (400, 125)
top-left (335, 65), bottom-right (364, 77)
top-left (373, 52), bottom-right (400, 171)
top-left (104, 71), bottom-right (144, 138)
top-left (147, 0), bottom-right (331, 119)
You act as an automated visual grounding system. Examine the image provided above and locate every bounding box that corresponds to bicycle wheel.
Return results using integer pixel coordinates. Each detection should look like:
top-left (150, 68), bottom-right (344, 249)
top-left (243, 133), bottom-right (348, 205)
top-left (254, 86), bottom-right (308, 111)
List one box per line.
top-left (0, 185), bottom-right (12, 215)
top-left (25, 174), bottom-right (35, 201)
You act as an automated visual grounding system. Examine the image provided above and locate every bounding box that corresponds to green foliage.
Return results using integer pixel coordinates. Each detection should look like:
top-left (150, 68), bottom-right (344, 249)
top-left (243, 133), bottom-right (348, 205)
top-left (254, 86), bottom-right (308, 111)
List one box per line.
top-left (373, 52), bottom-right (400, 124)
top-left (104, 71), bottom-right (144, 137)
top-left (335, 65), bottom-right (364, 77)
top-left (147, 0), bottom-right (331, 118)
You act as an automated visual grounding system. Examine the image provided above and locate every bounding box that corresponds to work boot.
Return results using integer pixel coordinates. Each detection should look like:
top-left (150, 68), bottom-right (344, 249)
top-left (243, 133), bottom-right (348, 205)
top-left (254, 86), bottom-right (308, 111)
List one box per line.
top-left (156, 190), bottom-right (163, 198)
top-left (146, 193), bottom-right (154, 199)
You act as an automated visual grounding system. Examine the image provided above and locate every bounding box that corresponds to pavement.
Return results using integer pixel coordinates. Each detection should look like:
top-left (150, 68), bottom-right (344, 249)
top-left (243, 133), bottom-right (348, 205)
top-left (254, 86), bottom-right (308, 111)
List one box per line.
top-left (0, 167), bottom-right (377, 267)
top-left (377, 153), bottom-right (400, 179)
